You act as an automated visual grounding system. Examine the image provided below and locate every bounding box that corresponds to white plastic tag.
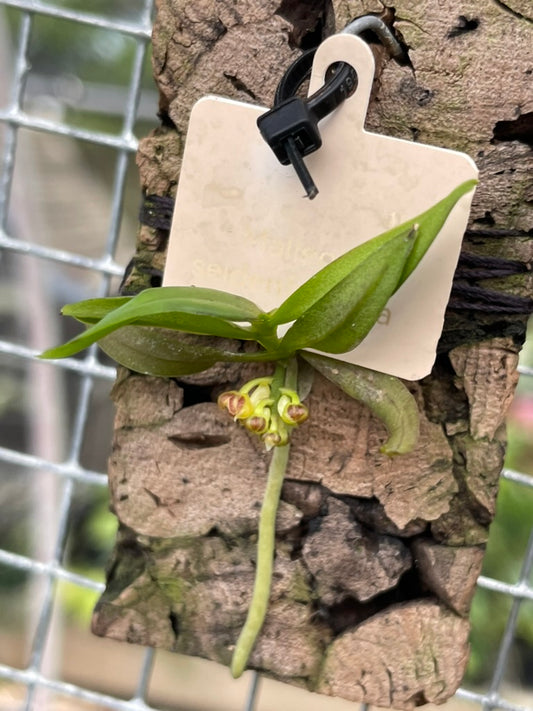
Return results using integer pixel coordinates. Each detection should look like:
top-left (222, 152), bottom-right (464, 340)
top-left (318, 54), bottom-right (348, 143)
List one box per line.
top-left (164, 34), bottom-right (478, 380)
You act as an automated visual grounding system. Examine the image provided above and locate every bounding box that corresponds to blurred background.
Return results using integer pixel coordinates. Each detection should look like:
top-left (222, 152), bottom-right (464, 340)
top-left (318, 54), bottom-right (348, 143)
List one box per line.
top-left (0, 1), bottom-right (532, 710)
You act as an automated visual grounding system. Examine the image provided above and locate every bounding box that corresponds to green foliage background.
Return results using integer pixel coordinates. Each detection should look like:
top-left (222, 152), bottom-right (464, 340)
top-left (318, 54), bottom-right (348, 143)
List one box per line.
top-left (467, 324), bottom-right (533, 685)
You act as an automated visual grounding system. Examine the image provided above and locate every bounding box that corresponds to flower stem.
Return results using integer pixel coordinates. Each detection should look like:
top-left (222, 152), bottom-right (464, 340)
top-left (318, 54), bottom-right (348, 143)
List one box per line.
top-left (230, 417), bottom-right (291, 678)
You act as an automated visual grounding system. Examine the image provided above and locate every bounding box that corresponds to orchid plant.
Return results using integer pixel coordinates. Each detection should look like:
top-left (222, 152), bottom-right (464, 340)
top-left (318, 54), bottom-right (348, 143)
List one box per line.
top-left (42, 179), bottom-right (476, 677)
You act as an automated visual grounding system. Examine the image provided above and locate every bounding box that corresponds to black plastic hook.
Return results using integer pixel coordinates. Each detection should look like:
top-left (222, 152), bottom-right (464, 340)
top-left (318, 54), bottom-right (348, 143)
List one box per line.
top-left (257, 16), bottom-right (407, 199)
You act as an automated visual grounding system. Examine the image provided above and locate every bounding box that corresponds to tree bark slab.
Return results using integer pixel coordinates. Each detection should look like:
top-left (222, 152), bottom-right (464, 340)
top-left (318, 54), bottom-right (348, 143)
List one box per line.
top-left (92, 1), bottom-right (532, 707)
top-left (318, 601), bottom-right (471, 708)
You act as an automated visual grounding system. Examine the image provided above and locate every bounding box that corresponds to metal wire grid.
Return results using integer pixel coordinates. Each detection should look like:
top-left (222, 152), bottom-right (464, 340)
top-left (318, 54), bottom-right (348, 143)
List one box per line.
top-left (0, 2), bottom-right (531, 710)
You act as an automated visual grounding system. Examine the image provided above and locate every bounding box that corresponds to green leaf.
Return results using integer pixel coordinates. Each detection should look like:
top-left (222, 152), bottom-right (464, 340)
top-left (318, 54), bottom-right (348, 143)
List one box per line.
top-left (41, 314), bottom-right (253, 360)
top-left (64, 286), bottom-right (264, 322)
top-left (295, 355), bottom-right (315, 401)
top-left (98, 327), bottom-right (280, 377)
top-left (41, 287), bottom-right (265, 359)
top-left (99, 327), bottom-right (225, 376)
top-left (271, 179), bottom-right (477, 327)
top-left (42, 180), bottom-right (476, 366)
top-left (279, 225), bottom-right (416, 355)
top-left (302, 352), bottom-right (420, 455)
top-left (398, 179), bottom-right (478, 286)
top-left (62, 296), bottom-right (131, 324)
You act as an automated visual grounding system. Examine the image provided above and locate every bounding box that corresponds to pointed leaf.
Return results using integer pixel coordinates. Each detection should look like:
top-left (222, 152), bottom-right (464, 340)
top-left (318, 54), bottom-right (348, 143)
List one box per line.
top-left (398, 179), bottom-right (478, 286)
top-left (64, 286), bottom-right (264, 322)
top-left (41, 286), bottom-right (268, 360)
top-left (41, 309), bottom-right (255, 360)
top-left (279, 226), bottom-right (415, 354)
top-left (99, 327), bottom-right (223, 376)
top-left (310, 228), bottom-right (417, 353)
top-left (99, 326), bottom-right (280, 377)
top-left (62, 296), bottom-right (131, 324)
top-left (271, 179), bottom-right (477, 326)
top-left (302, 352), bottom-right (420, 455)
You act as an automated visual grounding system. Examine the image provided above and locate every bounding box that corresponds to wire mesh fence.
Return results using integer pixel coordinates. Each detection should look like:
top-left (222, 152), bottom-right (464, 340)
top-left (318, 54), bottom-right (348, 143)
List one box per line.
top-left (0, 2), bottom-right (531, 710)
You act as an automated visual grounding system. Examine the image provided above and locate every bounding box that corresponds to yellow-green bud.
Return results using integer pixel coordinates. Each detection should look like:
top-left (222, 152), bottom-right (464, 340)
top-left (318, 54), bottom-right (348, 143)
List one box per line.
top-left (277, 388), bottom-right (309, 425)
top-left (262, 414), bottom-right (289, 451)
top-left (283, 402), bottom-right (309, 425)
top-left (217, 390), bottom-right (254, 420)
top-left (218, 377), bottom-right (308, 450)
top-left (245, 413), bottom-right (270, 435)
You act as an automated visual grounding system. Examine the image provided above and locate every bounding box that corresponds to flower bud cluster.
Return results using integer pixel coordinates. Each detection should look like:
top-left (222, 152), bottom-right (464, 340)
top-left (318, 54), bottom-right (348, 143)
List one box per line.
top-left (218, 377), bottom-right (309, 450)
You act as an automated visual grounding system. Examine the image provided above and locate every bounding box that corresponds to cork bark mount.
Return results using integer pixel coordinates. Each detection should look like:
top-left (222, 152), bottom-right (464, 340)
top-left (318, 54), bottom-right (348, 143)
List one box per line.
top-left (92, 1), bottom-right (532, 709)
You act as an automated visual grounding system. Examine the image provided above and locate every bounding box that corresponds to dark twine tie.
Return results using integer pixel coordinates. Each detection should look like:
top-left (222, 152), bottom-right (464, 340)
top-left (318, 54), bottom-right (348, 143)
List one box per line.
top-left (138, 193), bottom-right (532, 316)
